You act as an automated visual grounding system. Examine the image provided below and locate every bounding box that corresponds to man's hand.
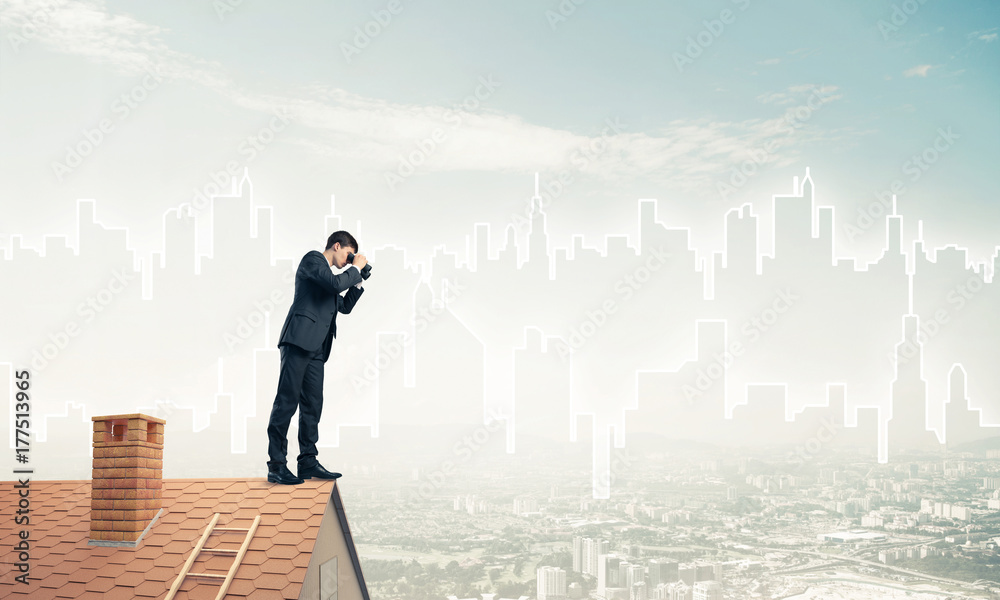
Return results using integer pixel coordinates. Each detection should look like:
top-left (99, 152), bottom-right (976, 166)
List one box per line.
top-left (352, 253), bottom-right (368, 270)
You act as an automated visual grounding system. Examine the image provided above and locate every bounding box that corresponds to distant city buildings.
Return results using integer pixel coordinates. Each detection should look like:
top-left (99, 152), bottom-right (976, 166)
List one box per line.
top-left (655, 581), bottom-right (690, 600)
top-left (537, 566), bottom-right (567, 600)
top-left (596, 552), bottom-right (624, 597)
top-left (818, 531), bottom-right (887, 544)
top-left (574, 537), bottom-right (610, 578)
top-left (571, 536), bottom-right (724, 600)
top-left (454, 494), bottom-right (491, 515)
top-left (691, 581), bottom-right (722, 600)
top-left (647, 558), bottom-right (679, 586)
top-left (9, 170), bottom-right (1000, 491)
top-left (919, 499), bottom-right (972, 521)
top-left (514, 496), bottom-right (540, 516)
top-left (879, 545), bottom-right (941, 564)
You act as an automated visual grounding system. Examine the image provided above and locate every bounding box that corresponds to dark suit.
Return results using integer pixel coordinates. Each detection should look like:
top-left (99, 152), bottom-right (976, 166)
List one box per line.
top-left (266, 250), bottom-right (365, 469)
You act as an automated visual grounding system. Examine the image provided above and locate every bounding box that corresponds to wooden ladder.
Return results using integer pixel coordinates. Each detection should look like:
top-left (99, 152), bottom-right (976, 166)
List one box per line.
top-left (164, 512), bottom-right (262, 600)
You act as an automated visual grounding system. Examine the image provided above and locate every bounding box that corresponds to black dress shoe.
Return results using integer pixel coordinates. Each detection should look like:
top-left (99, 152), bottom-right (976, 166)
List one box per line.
top-left (267, 464), bottom-right (304, 485)
top-left (298, 462), bottom-right (342, 480)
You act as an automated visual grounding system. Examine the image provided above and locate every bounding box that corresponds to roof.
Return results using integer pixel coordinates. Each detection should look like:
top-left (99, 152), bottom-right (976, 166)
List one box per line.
top-left (0, 478), bottom-right (370, 599)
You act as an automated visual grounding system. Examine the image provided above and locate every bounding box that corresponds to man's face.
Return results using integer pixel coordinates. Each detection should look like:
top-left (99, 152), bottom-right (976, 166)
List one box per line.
top-left (331, 243), bottom-right (356, 269)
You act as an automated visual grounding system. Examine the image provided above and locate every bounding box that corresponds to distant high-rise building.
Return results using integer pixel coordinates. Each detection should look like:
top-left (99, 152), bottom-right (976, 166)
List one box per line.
top-left (692, 580), bottom-right (722, 600)
top-left (630, 580), bottom-right (648, 600)
top-left (513, 496), bottom-right (538, 515)
top-left (625, 563), bottom-right (644, 588)
top-left (597, 553), bottom-right (624, 597)
top-left (678, 565), bottom-right (696, 586)
top-left (693, 563), bottom-right (714, 582)
top-left (537, 566), bottom-right (567, 600)
top-left (463, 495), bottom-right (489, 515)
top-left (573, 536), bottom-right (583, 572)
top-left (647, 558), bottom-right (679, 586)
top-left (617, 560), bottom-right (632, 588)
top-left (583, 538), bottom-right (609, 576)
top-left (663, 580), bottom-right (691, 600)
top-left (887, 314), bottom-right (944, 453)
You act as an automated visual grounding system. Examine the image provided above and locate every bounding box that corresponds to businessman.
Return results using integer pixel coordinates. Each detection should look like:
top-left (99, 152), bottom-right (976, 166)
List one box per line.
top-left (266, 230), bottom-right (368, 485)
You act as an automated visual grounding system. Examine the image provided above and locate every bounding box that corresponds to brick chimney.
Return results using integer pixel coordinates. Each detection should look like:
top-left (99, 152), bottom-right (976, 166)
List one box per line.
top-left (89, 413), bottom-right (165, 546)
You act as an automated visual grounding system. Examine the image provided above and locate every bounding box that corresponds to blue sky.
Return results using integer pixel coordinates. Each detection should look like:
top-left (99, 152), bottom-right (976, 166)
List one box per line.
top-left (1, 0), bottom-right (997, 267)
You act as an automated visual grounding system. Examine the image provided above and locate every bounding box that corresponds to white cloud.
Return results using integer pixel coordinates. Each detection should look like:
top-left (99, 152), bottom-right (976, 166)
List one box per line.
top-left (0, 0), bottom-right (230, 88)
top-left (0, 0), bottom-right (852, 197)
top-left (757, 58), bottom-right (781, 66)
top-left (903, 64), bottom-right (933, 77)
top-left (967, 27), bottom-right (998, 41)
top-left (757, 91), bottom-right (795, 105)
top-left (756, 84), bottom-right (841, 106)
top-left (788, 48), bottom-right (818, 59)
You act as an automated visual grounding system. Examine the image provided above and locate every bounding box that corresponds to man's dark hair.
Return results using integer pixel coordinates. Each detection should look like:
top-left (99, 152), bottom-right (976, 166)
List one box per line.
top-left (325, 230), bottom-right (358, 252)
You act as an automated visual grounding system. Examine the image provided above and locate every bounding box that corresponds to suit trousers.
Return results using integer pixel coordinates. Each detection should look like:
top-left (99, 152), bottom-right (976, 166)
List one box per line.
top-left (266, 343), bottom-right (326, 470)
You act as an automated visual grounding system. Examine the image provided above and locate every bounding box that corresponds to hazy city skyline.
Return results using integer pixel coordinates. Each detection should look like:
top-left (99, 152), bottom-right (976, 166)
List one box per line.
top-left (3, 169), bottom-right (997, 498)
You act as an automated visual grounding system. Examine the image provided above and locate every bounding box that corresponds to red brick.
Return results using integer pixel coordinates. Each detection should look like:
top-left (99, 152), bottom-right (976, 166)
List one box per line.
top-left (113, 499), bottom-right (138, 511)
top-left (93, 488), bottom-right (125, 499)
top-left (93, 458), bottom-right (115, 470)
top-left (92, 478), bottom-right (114, 490)
top-left (90, 520), bottom-right (112, 532)
top-left (91, 498), bottom-right (114, 510)
top-left (113, 519), bottom-right (146, 533)
top-left (89, 530), bottom-right (117, 541)
top-left (113, 498), bottom-right (160, 511)
top-left (115, 478), bottom-right (141, 490)
top-left (120, 467), bottom-right (154, 479)
top-left (123, 488), bottom-right (160, 500)
top-left (131, 509), bottom-right (159, 521)
top-left (94, 467), bottom-right (126, 480)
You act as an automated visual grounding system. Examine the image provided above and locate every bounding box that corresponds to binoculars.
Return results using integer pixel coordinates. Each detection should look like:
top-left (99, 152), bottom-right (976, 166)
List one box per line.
top-left (346, 252), bottom-right (372, 280)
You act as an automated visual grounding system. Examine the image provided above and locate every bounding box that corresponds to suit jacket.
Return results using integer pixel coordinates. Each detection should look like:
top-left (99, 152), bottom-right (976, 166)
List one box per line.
top-left (278, 250), bottom-right (365, 362)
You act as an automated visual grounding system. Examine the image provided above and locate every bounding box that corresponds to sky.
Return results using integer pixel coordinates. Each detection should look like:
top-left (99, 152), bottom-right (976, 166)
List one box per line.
top-left (0, 0), bottom-right (997, 270)
top-left (1, 0), bottom-right (999, 492)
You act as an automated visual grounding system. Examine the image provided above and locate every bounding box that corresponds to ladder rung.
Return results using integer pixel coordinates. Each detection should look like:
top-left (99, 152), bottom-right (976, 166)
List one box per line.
top-left (164, 513), bottom-right (261, 600)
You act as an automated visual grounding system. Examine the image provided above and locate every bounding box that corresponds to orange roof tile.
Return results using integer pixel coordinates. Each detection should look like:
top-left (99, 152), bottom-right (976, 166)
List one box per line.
top-left (0, 478), bottom-right (339, 599)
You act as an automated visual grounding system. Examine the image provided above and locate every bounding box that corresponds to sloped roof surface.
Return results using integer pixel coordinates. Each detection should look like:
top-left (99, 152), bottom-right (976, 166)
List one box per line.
top-left (0, 478), bottom-right (335, 599)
